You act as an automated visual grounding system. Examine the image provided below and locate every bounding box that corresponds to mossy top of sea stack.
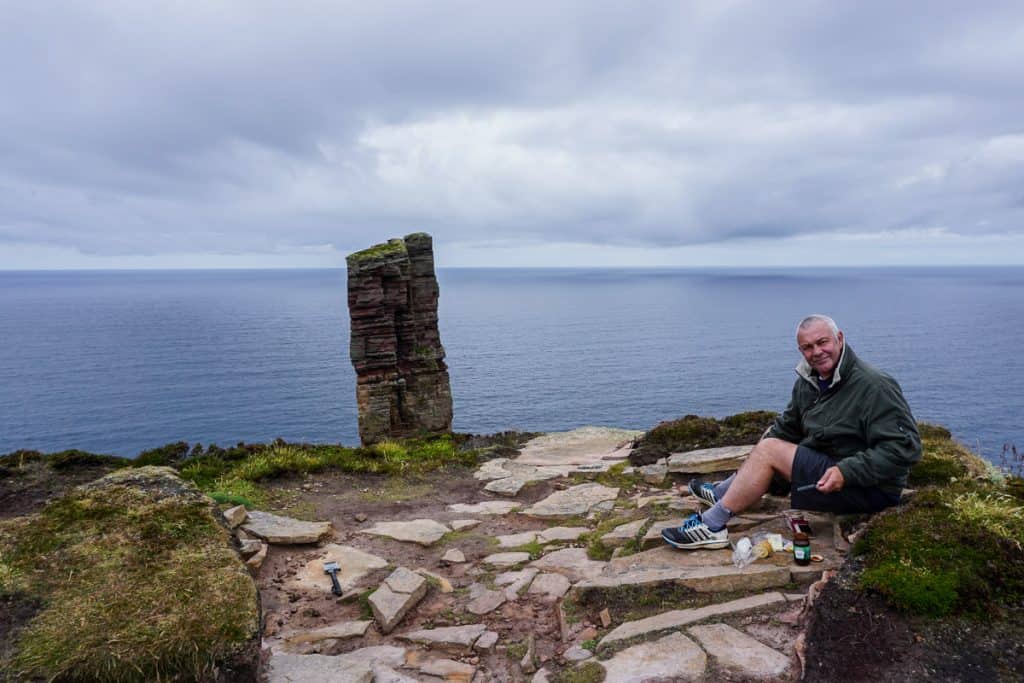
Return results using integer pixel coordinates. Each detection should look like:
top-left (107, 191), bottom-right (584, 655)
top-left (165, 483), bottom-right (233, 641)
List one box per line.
top-left (346, 237), bottom-right (409, 267)
top-left (0, 466), bottom-right (260, 681)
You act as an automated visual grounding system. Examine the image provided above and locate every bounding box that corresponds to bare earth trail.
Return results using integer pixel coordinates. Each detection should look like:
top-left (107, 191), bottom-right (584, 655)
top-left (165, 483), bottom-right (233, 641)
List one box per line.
top-left (246, 427), bottom-right (848, 683)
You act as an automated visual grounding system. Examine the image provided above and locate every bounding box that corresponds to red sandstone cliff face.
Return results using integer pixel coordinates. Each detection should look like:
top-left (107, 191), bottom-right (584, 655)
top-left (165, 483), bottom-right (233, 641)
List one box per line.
top-left (346, 233), bottom-right (453, 445)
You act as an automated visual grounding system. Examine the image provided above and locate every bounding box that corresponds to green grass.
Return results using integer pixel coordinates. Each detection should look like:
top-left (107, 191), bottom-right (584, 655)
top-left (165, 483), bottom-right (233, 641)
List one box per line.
top-left (0, 474), bottom-right (257, 681)
top-left (552, 661), bottom-right (606, 683)
top-left (631, 410), bottom-right (777, 462)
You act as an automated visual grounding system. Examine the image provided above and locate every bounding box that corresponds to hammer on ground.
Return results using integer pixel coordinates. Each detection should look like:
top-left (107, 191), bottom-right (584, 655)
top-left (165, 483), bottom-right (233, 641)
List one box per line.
top-left (324, 561), bottom-right (343, 596)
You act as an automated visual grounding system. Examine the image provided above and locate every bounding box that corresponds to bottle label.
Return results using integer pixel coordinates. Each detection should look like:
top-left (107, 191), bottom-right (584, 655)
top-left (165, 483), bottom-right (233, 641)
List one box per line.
top-left (794, 546), bottom-right (810, 560)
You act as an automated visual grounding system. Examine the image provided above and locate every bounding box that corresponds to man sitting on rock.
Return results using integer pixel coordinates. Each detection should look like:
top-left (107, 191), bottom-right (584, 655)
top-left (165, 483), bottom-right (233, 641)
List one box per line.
top-left (662, 314), bottom-right (922, 550)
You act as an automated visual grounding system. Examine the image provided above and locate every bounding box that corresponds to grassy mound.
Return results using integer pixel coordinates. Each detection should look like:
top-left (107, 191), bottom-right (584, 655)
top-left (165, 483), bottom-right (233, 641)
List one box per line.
top-left (856, 426), bottom-right (1024, 618)
top-left (629, 410), bottom-right (777, 465)
top-left (0, 467), bottom-right (259, 681)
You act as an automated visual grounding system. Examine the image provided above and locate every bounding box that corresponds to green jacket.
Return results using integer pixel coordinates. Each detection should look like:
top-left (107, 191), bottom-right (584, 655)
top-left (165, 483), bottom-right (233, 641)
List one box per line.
top-left (768, 344), bottom-right (921, 497)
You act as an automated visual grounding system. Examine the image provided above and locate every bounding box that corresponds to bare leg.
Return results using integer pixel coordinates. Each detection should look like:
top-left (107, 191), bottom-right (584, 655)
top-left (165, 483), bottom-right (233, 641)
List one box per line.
top-left (719, 438), bottom-right (799, 514)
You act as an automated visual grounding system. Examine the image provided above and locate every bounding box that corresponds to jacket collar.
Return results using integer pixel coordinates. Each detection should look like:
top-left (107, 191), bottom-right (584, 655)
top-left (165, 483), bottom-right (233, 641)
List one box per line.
top-left (796, 342), bottom-right (856, 390)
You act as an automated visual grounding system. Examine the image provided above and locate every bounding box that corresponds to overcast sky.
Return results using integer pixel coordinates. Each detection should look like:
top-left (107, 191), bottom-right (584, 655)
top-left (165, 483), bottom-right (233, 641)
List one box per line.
top-left (2, 1), bottom-right (1023, 268)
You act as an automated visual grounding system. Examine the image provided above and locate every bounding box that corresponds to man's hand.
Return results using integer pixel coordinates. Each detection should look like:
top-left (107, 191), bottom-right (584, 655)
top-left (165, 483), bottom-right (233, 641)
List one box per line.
top-left (817, 466), bottom-right (845, 493)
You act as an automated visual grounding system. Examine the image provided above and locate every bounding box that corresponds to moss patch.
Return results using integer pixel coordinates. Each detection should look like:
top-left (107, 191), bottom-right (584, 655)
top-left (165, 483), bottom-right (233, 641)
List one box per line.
top-left (630, 411), bottom-right (776, 465)
top-left (0, 468), bottom-right (258, 681)
top-left (347, 238), bottom-right (407, 263)
top-left (552, 661), bottom-right (606, 683)
top-left (857, 487), bottom-right (1024, 617)
top-left (908, 422), bottom-right (991, 487)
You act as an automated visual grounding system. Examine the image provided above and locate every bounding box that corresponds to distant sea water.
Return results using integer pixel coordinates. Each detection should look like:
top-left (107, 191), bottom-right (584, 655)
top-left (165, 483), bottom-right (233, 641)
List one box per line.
top-left (1, 267), bottom-right (1021, 463)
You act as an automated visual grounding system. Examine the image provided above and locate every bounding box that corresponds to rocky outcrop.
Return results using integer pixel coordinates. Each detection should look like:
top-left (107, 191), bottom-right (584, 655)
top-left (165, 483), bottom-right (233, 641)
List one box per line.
top-left (346, 233), bottom-right (453, 445)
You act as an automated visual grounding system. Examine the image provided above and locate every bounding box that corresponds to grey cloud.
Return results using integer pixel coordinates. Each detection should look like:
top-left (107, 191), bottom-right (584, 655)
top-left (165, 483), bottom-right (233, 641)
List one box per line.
top-left (1, 1), bottom-right (1023, 262)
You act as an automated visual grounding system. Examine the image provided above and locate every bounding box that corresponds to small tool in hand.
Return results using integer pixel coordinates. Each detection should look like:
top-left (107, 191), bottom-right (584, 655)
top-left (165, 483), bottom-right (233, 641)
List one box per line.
top-left (796, 483), bottom-right (818, 492)
top-left (324, 561), bottom-right (343, 596)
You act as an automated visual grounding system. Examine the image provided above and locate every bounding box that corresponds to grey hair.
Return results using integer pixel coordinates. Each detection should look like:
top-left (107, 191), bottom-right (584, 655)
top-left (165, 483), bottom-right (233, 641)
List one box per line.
top-left (796, 314), bottom-right (840, 338)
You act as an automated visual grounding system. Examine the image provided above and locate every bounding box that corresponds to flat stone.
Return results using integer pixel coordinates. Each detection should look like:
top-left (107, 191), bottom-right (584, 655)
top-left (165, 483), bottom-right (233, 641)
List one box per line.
top-left (578, 564), bottom-right (790, 594)
top-left (414, 568), bottom-right (454, 593)
top-left (522, 483), bottom-right (620, 518)
top-left (245, 543), bottom-right (268, 572)
top-left (496, 531), bottom-right (537, 548)
top-left (290, 544), bottom-right (388, 593)
top-left (498, 568), bottom-right (539, 600)
top-left (278, 621), bottom-right (372, 654)
top-left (441, 549), bottom-right (466, 564)
top-left (386, 566), bottom-right (427, 594)
top-left (265, 646), bottom-right (405, 683)
top-left (449, 519), bottom-right (482, 530)
top-left (396, 623), bottom-right (487, 651)
top-left (537, 526), bottom-right (589, 543)
top-left (514, 426), bottom-right (642, 466)
top-left (417, 657), bottom-right (476, 683)
top-left (467, 588), bottom-right (506, 615)
top-left (609, 545), bottom-right (734, 571)
top-left (474, 630), bottom-right (499, 653)
top-left (639, 463), bottom-right (667, 484)
top-left (528, 573), bottom-right (571, 601)
top-left (241, 510), bottom-right (332, 544)
top-left (599, 632), bottom-right (706, 682)
top-left (598, 592), bottom-right (786, 648)
top-left (530, 547), bottom-right (607, 582)
top-left (369, 568), bottom-right (428, 634)
top-left (634, 493), bottom-right (677, 509)
top-left (223, 504), bottom-right (248, 528)
top-left (688, 623), bottom-right (791, 679)
top-left (371, 665), bottom-right (419, 683)
top-left (725, 516), bottom-right (763, 533)
top-left (601, 518), bottom-right (648, 548)
top-left (447, 501), bottom-right (521, 515)
top-left (475, 458), bottom-right (516, 481)
top-left (666, 445), bottom-right (753, 474)
top-left (238, 539), bottom-right (262, 558)
top-left (360, 519), bottom-right (450, 546)
top-left (532, 669), bottom-right (551, 683)
top-left (791, 564), bottom-right (827, 585)
top-left (563, 645), bottom-right (593, 662)
top-left (484, 476), bottom-right (528, 496)
top-left (481, 552), bottom-right (531, 568)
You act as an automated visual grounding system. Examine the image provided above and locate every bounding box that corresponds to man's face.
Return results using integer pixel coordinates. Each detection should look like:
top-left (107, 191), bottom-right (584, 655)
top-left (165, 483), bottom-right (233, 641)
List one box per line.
top-left (797, 321), bottom-right (844, 378)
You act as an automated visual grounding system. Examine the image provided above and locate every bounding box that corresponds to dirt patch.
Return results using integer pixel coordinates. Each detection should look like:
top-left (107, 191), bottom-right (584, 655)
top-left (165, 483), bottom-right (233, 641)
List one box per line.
top-left (0, 461), bottom-right (121, 520)
top-left (804, 558), bottom-right (1024, 682)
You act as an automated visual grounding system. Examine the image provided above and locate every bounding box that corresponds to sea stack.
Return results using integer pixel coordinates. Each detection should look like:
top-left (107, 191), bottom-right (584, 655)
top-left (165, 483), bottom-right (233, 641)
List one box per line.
top-left (346, 233), bottom-right (453, 445)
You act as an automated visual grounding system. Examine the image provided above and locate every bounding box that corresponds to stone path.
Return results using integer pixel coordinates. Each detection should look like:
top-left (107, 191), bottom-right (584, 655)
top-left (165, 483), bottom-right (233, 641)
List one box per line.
top-left (252, 429), bottom-right (848, 682)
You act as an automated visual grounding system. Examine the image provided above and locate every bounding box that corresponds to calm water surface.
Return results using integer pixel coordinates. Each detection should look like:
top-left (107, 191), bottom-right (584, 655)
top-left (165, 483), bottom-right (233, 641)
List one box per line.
top-left (1, 267), bottom-right (1021, 461)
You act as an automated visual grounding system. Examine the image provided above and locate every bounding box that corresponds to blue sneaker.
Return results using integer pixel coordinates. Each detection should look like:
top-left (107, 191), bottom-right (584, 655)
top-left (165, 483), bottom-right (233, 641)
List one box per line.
top-left (661, 513), bottom-right (729, 550)
top-left (688, 479), bottom-right (719, 507)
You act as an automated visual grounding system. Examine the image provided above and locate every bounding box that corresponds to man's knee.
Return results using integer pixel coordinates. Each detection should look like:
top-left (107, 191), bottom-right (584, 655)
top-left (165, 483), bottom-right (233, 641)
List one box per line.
top-left (752, 438), bottom-right (798, 472)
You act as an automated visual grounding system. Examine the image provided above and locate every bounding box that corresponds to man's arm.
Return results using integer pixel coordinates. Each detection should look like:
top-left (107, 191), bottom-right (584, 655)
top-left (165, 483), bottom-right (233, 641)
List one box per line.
top-left (835, 378), bottom-right (922, 488)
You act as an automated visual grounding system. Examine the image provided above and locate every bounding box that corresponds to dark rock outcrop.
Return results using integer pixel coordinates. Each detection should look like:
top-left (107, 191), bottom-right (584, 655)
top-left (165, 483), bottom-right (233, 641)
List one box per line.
top-left (346, 233), bottom-right (453, 445)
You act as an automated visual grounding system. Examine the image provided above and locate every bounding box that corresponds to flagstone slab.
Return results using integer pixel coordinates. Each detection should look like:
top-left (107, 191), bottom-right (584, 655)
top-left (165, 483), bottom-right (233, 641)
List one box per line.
top-left (484, 476), bottom-right (529, 496)
top-left (598, 592), bottom-right (786, 648)
top-left (599, 632), bottom-right (706, 682)
top-left (688, 623), bottom-right (791, 679)
top-left (482, 552), bottom-right (531, 568)
top-left (449, 518), bottom-right (482, 530)
top-left (528, 572), bottom-right (571, 601)
top-left (266, 646), bottom-right (405, 683)
top-left (359, 519), bottom-right (450, 546)
top-left (447, 501), bottom-right (521, 515)
top-left (601, 518), bottom-right (648, 548)
top-left (496, 567), bottom-right (539, 600)
top-left (290, 544), bottom-right (388, 593)
top-left (277, 621), bottom-right (372, 654)
top-left (241, 510), bottom-right (332, 544)
top-left (530, 547), bottom-right (608, 582)
top-left (666, 445), bottom-right (753, 474)
top-left (467, 588), bottom-right (506, 615)
top-left (522, 483), bottom-right (620, 518)
top-left (396, 623), bottom-right (487, 651)
top-left (369, 568), bottom-right (428, 634)
top-left (514, 426), bottom-right (643, 466)
top-left (578, 564), bottom-right (790, 594)
top-left (537, 526), bottom-right (589, 543)
top-left (496, 531), bottom-right (538, 548)
top-left (610, 545), bottom-right (734, 572)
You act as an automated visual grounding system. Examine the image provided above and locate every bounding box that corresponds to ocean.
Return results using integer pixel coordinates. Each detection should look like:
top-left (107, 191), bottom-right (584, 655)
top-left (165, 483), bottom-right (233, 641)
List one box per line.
top-left (1, 267), bottom-right (1021, 462)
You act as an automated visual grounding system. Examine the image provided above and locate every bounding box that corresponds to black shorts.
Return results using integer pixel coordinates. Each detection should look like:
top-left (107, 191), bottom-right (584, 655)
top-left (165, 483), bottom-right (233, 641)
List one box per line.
top-left (789, 445), bottom-right (901, 514)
